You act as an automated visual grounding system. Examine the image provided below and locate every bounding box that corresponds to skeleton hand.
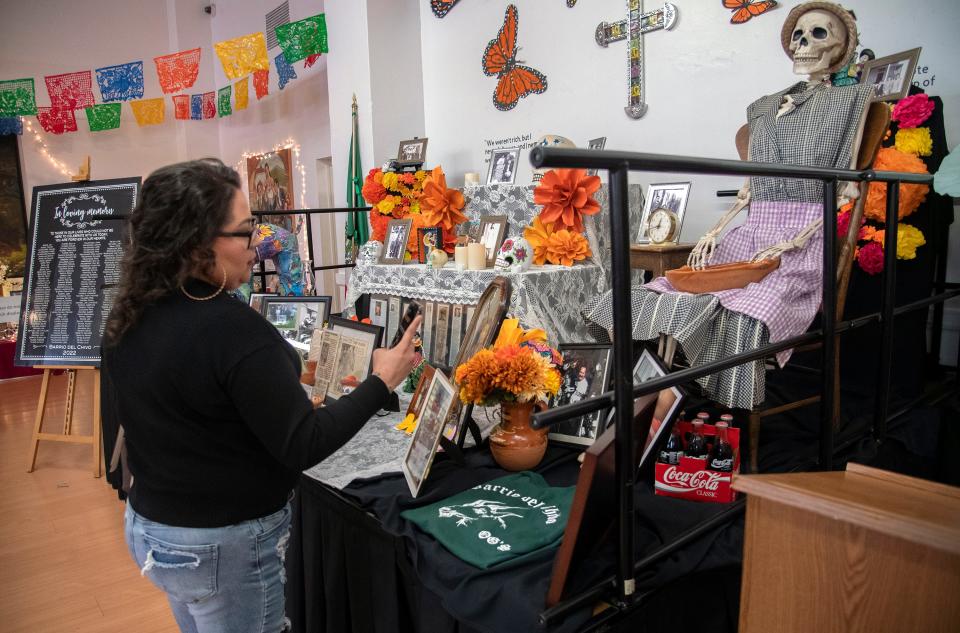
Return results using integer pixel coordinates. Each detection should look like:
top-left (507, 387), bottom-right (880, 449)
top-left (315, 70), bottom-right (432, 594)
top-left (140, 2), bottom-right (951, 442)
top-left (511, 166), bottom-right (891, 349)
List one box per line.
top-left (837, 181), bottom-right (860, 208)
top-left (687, 182), bottom-right (751, 271)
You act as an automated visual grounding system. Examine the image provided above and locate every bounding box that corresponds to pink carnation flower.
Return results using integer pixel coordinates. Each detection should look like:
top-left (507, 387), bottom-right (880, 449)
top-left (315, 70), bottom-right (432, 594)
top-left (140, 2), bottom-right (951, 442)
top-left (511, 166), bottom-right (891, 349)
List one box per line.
top-left (891, 94), bottom-right (935, 129)
top-left (857, 241), bottom-right (885, 275)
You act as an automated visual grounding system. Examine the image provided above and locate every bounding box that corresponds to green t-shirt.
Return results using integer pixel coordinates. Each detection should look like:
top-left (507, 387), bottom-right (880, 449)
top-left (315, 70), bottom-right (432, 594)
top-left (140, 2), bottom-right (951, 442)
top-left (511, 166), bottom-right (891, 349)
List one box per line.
top-left (401, 472), bottom-right (574, 569)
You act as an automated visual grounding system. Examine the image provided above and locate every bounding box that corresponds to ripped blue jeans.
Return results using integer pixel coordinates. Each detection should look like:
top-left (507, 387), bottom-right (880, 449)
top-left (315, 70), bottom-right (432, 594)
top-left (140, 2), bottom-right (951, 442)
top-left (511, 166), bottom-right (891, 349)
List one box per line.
top-left (124, 502), bottom-right (292, 633)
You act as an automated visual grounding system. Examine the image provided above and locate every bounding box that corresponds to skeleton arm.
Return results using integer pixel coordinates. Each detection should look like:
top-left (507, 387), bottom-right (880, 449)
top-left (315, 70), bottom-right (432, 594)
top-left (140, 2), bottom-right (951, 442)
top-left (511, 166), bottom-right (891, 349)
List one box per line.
top-left (687, 180), bottom-right (751, 270)
top-left (752, 217), bottom-right (823, 262)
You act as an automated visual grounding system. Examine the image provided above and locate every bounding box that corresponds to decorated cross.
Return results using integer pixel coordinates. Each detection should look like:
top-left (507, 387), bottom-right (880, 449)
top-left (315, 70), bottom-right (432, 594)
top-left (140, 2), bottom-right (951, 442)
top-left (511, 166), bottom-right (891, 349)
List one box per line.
top-left (595, 1), bottom-right (678, 119)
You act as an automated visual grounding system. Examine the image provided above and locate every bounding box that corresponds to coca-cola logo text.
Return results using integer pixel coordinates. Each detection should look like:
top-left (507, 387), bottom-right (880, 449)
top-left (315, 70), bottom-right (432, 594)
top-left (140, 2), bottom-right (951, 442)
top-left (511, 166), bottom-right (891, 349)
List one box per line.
top-left (661, 466), bottom-right (726, 492)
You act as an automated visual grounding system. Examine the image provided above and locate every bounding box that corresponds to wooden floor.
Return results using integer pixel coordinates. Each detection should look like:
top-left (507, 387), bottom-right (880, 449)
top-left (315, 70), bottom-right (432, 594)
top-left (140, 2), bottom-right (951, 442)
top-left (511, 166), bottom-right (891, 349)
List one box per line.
top-left (0, 373), bottom-right (178, 633)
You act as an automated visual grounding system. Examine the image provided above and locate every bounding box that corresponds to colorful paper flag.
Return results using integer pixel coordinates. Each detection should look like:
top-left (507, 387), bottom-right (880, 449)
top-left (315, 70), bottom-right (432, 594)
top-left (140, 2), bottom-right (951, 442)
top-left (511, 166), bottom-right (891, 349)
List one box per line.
top-left (85, 103), bottom-right (121, 131)
top-left (190, 94), bottom-right (203, 120)
top-left (95, 61), bottom-right (144, 102)
top-left (275, 52), bottom-right (297, 90)
top-left (173, 95), bottom-right (191, 120)
top-left (130, 98), bottom-right (165, 126)
top-left (37, 107), bottom-right (77, 134)
top-left (154, 48), bottom-right (201, 94)
top-left (253, 69), bottom-right (270, 100)
top-left (304, 53), bottom-right (322, 69)
top-left (45, 71), bottom-right (96, 110)
top-left (0, 117), bottom-right (23, 136)
top-left (0, 79), bottom-right (38, 116)
top-left (275, 13), bottom-right (328, 63)
top-left (202, 92), bottom-right (216, 119)
top-left (217, 86), bottom-right (232, 117)
top-left (214, 32), bottom-right (269, 80)
top-left (265, 1), bottom-right (290, 49)
top-left (235, 76), bottom-right (249, 111)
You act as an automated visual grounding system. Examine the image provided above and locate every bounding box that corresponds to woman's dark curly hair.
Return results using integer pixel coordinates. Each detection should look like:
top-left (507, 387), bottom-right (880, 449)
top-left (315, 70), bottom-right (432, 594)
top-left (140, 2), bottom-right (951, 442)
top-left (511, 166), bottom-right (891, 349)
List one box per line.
top-left (104, 158), bottom-right (241, 344)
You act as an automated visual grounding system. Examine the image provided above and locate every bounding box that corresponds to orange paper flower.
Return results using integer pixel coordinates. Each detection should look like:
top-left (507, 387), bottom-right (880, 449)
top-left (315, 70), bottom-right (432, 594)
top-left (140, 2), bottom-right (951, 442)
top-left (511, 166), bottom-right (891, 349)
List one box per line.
top-left (420, 167), bottom-right (467, 230)
top-left (533, 168), bottom-right (601, 233)
top-left (864, 147), bottom-right (930, 222)
top-left (545, 230), bottom-right (592, 266)
top-left (523, 215), bottom-right (555, 265)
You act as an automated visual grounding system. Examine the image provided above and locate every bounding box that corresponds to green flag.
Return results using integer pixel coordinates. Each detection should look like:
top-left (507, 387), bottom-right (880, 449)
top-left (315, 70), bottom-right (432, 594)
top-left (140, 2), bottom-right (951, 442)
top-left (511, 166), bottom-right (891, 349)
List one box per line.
top-left (86, 103), bottom-right (121, 131)
top-left (345, 95), bottom-right (368, 263)
top-left (218, 85), bottom-right (232, 117)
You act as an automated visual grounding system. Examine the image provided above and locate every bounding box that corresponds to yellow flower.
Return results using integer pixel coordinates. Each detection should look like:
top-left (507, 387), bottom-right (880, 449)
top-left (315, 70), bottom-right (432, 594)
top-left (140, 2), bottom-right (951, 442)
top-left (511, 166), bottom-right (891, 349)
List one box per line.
top-left (377, 197), bottom-right (396, 214)
top-left (523, 215), bottom-right (555, 266)
top-left (493, 318), bottom-right (547, 350)
top-left (381, 171), bottom-right (399, 191)
top-left (895, 127), bottom-right (933, 157)
top-left (543, 368), bottom-right (560, 396)
top-left (896, 224), bottom-right (926, 260)
top-left (414, 170), bottom-right (427, 182)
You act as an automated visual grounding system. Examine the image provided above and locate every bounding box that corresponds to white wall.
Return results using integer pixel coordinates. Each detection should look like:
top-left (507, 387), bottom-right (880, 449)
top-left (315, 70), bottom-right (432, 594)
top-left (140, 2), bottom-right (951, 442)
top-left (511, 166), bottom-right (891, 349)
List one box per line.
top-left (417, 0), bottom-right (960, 243)
top-left (0, 0), bottom-right (220, 199)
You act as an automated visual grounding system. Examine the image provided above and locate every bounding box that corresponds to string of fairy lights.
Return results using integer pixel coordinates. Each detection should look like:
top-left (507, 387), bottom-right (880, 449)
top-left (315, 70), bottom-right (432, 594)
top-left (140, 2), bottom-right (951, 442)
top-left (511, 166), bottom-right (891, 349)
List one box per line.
top-left (22, 117), bottom-right (74, 178)
top-left (236, 138), bottom-right (308, 210)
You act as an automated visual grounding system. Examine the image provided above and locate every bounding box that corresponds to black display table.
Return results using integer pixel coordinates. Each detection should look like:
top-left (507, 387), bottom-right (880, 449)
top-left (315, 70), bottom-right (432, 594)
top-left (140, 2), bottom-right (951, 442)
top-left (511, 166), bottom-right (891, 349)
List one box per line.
top-left (285, 446), bottom-right (743, 633)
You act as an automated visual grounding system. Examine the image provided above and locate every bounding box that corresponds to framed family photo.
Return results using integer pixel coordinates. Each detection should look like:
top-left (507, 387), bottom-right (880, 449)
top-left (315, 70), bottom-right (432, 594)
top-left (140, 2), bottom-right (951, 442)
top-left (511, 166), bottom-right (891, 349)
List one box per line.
top-left (862, 47), bottom-right (921, 102)
top-left (487, 148), bottom-right (520, 185)
top-left (478, 215), bottom-right (507, 267)
top-left (397, 138), bottom-right (428, 167)
top-left (417, 227), bottom-right (443, 264)
top-left (548, 344), bottom-right (613, 446)
top-left (261, 296), bottom-right (332, 359)
top-left (637, 182), bottom-right (691, 244)
top-left (326, 315), bottom-right (383, 400)
top-left (402, 370), bottom-right (457, 497)
top-left (382, 218), bottom-right (412, 265)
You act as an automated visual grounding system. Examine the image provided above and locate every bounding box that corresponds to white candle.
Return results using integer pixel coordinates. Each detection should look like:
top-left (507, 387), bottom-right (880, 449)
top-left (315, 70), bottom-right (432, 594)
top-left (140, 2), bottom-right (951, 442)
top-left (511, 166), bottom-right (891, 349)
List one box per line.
top-left (467, 243), bottom-right (486, 270)
top-left (455, 245), bottom-right (468, 271)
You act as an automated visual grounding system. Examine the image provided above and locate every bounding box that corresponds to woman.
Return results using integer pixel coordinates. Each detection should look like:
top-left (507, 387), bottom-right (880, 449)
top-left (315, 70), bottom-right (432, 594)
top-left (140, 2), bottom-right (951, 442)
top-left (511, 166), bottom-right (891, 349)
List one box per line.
top-left (102, 158), bottom-right (420, 633)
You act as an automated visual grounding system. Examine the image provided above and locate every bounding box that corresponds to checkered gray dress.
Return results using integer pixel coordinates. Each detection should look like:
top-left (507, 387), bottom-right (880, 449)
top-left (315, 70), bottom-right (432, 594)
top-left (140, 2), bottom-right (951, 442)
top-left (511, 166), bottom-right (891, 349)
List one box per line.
top-left (747, 81), bottom-right (873, 203)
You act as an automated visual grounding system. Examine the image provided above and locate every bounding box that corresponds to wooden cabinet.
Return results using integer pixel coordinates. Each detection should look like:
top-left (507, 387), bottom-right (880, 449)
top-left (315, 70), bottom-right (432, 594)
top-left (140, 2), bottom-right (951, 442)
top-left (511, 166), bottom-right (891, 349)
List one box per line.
top-left (733, 463), bottom-right (960, 633)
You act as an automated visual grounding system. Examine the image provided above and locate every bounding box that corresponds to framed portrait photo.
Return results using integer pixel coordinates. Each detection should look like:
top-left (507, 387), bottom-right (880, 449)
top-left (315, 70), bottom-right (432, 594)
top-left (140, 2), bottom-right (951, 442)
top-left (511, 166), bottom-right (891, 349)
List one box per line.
top-left (862, 47), bottom-right (921, 102)
top-left (381, 218), bottom-right (412, 265)
top-left (486, 148), bottom-right (520, 185)
top-left (248, 292), bottom-right (277, 315)
top-left (478, 215), bottom-right (508, 267)
top-left (261, 296), bottom-right (333, 359)
top-left (369, 294), bottom-right (390, 332)
top-left (637, 182), bottom-right (691, 244)
top-left (396, 138), bottom-right (428, 167)
top-left (402, 370), bottom-right (457, 497)
top-left (548, 344), bottom-right (613, 446)
top-left (326, 315), bottom-right (384, 400)
top-left (586, 137), bottom-right (607, 176)
top-left (417, 227), bottom-right (444, 264)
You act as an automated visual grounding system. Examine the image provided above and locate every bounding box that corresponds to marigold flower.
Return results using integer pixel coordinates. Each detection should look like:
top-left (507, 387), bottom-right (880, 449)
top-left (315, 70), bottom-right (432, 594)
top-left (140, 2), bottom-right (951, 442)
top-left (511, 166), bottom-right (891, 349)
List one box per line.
top-left (545, 230), bottom-right (592, 266)
top-left (895, 127), bottom-right (933, 157)
top-left (864, 147), bottom-right (929, 222)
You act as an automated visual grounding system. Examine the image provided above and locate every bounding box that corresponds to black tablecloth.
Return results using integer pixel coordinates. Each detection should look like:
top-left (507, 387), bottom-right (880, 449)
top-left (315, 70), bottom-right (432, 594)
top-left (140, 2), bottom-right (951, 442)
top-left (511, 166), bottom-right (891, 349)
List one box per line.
top-left (286, 445), bottom-right (744, 633)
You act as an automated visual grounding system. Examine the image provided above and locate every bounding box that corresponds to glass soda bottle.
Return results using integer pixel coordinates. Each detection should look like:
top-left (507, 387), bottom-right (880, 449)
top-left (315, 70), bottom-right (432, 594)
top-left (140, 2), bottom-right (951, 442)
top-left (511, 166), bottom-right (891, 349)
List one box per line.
top-left (686, 419), bottom-right (708, 460)
top-left (658, 424), bottom-right (685, 465)
top-left (707, 421), bottom-right (735, 473)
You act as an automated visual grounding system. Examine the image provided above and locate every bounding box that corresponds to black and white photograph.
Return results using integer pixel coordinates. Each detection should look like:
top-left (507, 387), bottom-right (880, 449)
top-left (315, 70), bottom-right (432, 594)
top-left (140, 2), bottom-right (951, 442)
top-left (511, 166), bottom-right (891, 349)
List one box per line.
top-left (449, 303), bottom-right (464, 362)
top-left (370, 294), bottom-right (389, 331)
top-left (586, 137), bottom-right (607, 176)
top-left (326, 316), bottom-right (383, 400)
top-left (478, 215), bottom-right (507, 266)
top-left (387, 296), bottom-right (402, 345)
top-left (422, 301), bottom-right (435, 363)
top-left (402, 370), bottom-right (456, 497)
top-left (433, 303), bottom-right (451, 366)
top-left (862, 47), bottom-right (922, 102)
top-left (548, 344), bottom-right (613, 446)
top-left (382, 218), bottom-right (412, 265)
top-left (637, 182), bottom-right (691, 243)
top-left (486, 148), bottom-right (520, 185)
top-left (396, 138), bottom-right (428, 166)
top-left (261, 296), bottom-right (333, 360)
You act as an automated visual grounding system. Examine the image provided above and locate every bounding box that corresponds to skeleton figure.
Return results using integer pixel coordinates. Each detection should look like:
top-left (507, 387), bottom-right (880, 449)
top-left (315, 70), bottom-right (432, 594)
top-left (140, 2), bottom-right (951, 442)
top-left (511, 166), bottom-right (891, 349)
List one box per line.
top-left (688, 2), bottom-right (867, 270)
top-left (438, 500), bottom-right (526, 529)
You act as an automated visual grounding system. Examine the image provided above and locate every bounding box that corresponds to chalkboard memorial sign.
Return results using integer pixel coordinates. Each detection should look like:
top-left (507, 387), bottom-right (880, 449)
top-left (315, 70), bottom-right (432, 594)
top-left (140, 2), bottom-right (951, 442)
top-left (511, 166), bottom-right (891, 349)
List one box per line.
top-left (15, 177), bottom-right (140, 367)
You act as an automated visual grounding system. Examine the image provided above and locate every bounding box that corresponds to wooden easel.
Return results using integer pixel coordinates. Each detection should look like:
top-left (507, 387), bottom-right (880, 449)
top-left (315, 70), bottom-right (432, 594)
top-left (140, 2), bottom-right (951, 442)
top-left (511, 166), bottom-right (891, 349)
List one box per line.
top-left (26, 366), bottom-right (102, 477)
top-left (26, 157), bottom-right (102, 477)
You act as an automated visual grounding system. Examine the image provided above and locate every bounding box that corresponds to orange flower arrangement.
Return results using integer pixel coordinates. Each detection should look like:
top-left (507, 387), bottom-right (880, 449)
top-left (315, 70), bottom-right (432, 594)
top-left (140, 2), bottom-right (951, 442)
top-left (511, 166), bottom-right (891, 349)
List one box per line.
top-left (864, 147), bottom-right (930, 222)
top-left (420, 166), bottom-right (467, 230)
top-left (533, 168), bottom-right (601, 233)
top-left (545, 229), bottom-right (592, 266)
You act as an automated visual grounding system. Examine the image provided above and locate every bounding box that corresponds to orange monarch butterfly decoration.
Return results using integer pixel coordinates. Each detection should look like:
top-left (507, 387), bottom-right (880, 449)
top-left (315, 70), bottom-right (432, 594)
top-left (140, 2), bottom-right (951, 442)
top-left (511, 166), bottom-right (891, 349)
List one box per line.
top-left (483, 4), bottom-right (548, 111)
top-left (724, 0), bottom-right (778, 25)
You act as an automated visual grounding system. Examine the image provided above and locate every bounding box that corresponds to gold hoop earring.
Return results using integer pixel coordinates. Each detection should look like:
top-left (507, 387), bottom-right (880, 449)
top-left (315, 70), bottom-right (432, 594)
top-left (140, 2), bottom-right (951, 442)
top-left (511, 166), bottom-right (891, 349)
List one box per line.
top-left (180, 264), bottom-right (227, 301)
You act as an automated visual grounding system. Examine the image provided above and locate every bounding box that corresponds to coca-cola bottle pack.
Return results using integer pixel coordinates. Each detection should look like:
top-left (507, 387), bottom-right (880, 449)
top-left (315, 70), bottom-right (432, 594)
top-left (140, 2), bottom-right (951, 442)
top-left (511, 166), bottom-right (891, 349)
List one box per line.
top-left (654, 417), bottom-right (740, 503)
top-left (707, 421), bottom-right (734, 473)
top-left (658, 424), bottom-right (684, 465)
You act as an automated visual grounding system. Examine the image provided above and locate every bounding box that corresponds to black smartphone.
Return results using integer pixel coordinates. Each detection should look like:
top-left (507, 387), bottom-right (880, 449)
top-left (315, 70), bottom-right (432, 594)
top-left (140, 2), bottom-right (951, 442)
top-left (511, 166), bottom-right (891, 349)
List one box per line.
top-left (391, 300), bottom-right (422, 347)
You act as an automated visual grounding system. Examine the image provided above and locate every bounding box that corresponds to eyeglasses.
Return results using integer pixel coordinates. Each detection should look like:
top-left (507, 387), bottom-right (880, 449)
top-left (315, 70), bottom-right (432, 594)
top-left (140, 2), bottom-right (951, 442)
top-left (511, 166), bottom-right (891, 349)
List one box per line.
top-left (217, 225), bottom-right (258, 249)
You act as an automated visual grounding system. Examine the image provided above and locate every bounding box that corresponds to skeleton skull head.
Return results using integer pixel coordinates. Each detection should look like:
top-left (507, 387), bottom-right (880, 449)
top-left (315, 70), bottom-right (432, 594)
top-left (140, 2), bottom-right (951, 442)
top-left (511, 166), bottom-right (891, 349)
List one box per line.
top-left (531, 135), bottom-right (576, 182)
top-left (494, 237), bottom-right (532, 273)
top-left (789, 10), bottom-right (847, 78)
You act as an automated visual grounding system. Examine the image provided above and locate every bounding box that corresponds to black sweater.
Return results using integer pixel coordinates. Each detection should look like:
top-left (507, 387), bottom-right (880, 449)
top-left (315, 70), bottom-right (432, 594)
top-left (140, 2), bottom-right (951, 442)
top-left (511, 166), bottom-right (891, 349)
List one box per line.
top-left (102, 279), bottom-right (390, 527)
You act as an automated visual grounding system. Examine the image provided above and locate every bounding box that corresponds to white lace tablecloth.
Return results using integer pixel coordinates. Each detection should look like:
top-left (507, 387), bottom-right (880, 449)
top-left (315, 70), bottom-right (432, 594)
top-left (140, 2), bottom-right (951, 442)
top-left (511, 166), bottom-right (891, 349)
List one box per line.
top-left (345, 183), bottom-right (644, 343)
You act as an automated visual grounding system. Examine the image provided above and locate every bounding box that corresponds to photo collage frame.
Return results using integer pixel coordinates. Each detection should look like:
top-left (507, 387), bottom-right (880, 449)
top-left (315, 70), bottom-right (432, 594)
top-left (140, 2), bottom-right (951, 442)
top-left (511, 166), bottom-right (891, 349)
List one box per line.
top-left (368, 294), bottom-right (475, 369)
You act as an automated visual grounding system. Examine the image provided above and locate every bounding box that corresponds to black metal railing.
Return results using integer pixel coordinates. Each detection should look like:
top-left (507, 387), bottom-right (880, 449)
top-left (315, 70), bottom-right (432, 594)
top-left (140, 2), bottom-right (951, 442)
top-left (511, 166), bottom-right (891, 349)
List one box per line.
top-left (527, 146), bottom-right (945, 627)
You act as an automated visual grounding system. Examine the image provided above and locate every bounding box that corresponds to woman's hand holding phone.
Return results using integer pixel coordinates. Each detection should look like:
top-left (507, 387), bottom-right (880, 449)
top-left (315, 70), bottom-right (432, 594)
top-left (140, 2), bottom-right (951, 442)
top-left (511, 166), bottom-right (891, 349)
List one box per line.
top-left (371, 315), bottom-right (423, 391)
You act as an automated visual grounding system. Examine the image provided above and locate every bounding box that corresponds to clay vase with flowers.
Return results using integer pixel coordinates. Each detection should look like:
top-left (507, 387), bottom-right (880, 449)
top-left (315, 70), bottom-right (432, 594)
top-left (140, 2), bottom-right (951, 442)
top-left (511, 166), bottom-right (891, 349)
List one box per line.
top-left (455, 319), bottom-right (562, 471)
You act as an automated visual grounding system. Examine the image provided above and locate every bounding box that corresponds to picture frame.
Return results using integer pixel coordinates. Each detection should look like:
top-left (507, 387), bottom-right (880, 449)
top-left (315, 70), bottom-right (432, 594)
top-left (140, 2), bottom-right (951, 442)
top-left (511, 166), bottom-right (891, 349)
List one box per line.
top-left (448, 303), bottom-right (464, 364)
top-left (605, 347), bottom-right (687, 472)
top-left (396, 137), bottom-right (428, 167)
top-left (586, 137), bottom-right (607, 177)
top-left (402, 370), bottom-right (458, 497)
top-left (369, 294), bottom-right (389, 332)
top-left (548, 344), bottom-right (613, 446)
top-left (636, 182), bottom-right (691, 244)
top-left (382, 218), bottom-right (412, 265)
top-left (261, 296), bottom-right (333, 359)
top-left (486, 148), bottom-right (520, 185)
top-left (417, 227), bottom-right (444, 264)
top-left (422, 301), bottom-right (435, 363)
top-left (478, 215), bottom-right (508, 267)
top-left (325, 315), bottom-right (384, 400)
top-left (405, 364), bottom-right (437, 419)
top-left (387, 296), bottom-right (402, 345)
top-left (862, 47), bottom-right (922, 102)
top-left (433, 303), bottom-right (451, 366)
top-left (248, 292), bottom-right (277, 315)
